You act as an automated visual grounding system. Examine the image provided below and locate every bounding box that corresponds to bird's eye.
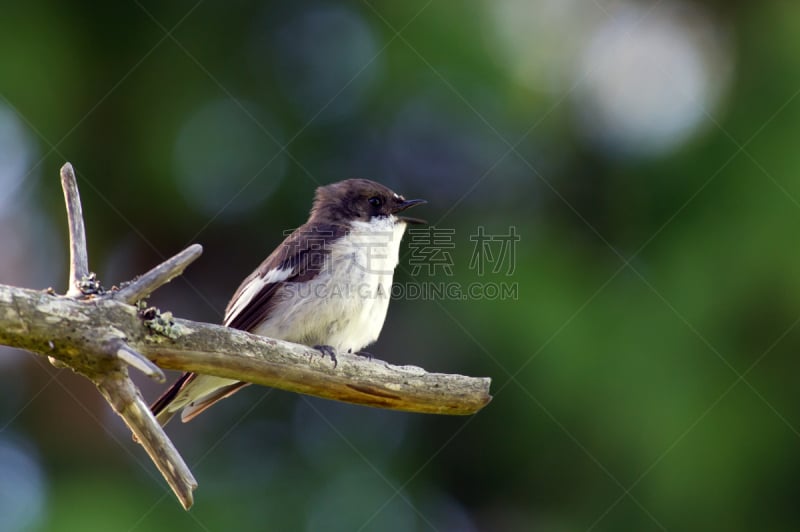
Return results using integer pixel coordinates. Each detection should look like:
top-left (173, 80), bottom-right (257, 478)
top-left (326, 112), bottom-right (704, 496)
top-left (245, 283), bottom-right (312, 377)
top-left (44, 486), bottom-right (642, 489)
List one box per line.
top-left (368, 196), bottom-right (383, 207)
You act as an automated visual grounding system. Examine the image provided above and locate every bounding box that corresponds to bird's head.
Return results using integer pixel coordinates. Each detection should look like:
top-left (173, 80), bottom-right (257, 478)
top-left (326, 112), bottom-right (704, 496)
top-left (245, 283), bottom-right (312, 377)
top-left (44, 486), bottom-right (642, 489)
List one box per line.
top-left (311, 179), bottom-right (426, 225)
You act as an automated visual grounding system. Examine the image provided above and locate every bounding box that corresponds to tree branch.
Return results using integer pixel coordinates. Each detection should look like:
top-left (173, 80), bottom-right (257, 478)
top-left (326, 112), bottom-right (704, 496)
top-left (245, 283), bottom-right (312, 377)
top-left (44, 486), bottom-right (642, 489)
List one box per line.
top-left (0, 162), bottom-right (492, 510)
top-left (114, 341), bottom-right (165, 383)
top-left (145, 320), bottom-right (491, 415)
top-left (0, 284), bottom-right (492, 415)
top-left (95, 371), bottom-right (197, 509)
top-left (60, 162), bottom-right (89, 297)
top-left (113, 244), bottom-right (203, 304)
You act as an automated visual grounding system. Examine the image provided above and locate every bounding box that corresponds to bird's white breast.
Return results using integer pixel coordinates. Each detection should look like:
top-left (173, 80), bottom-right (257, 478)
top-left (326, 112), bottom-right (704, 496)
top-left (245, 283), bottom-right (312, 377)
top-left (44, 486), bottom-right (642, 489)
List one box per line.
top-left (253, 216), bottom-right (407, 352)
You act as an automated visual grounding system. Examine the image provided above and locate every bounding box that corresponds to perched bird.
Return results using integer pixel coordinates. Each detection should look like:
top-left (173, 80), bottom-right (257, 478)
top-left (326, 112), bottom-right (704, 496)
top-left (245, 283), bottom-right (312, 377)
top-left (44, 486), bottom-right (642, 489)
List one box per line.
top-left (150, 179), bottom-right (425, 426)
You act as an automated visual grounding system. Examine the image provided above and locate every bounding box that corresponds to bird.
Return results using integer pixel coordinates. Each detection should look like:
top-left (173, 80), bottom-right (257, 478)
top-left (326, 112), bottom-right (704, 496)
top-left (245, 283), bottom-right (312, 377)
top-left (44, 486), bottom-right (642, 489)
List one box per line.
top-left (150, 178), bottom-right (426, 426)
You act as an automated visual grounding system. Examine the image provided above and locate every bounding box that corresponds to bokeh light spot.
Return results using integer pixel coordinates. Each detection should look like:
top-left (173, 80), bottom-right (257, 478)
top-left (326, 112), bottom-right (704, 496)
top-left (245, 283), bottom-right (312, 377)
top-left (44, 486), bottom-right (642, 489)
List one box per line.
top-left (305, 470), bottom-right (416, 532)
top-left (573, 2), bottom-right (733, 158)
top-left (0, 105), bottom-right (35, 213)
top-left (173, 98), bottom-right (287, 220)
top-left (486, 0), bottom-right (593, 94)
top-left (267, 5), bottom-right (381, 123)
top-left (0, 436), bottom-right (47, 531)
top-left (292, 398), bottom-right (409, 468)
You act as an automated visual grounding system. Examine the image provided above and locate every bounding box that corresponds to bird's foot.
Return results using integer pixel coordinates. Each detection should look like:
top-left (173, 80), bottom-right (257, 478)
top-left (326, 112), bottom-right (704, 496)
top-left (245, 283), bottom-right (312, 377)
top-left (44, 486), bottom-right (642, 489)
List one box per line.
top-left (346, 348), bottom-right (373, 360)
top-left (314, 344), bottom-right (338, 368)
top-left (355, 350), bottom-right (374, 360)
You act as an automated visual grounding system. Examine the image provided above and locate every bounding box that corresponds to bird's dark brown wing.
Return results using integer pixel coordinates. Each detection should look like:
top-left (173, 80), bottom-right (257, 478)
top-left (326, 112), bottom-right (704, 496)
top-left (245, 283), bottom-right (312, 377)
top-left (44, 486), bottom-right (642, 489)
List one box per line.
top-left (223, 222), bottom-right (347, 331)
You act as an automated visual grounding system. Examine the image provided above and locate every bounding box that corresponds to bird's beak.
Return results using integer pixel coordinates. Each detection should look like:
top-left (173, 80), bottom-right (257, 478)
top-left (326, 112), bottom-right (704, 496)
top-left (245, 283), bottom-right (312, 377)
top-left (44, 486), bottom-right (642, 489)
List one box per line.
top-left (393, 198), bottom-right (427, 224)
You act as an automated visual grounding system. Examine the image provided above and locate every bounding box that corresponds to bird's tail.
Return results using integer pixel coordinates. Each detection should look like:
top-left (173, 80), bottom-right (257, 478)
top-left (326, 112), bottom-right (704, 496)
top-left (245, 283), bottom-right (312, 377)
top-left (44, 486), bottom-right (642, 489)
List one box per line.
top-left (150, 372), bottom-right (248, 426)
top-left (150, 371), bottom-right (195, 426)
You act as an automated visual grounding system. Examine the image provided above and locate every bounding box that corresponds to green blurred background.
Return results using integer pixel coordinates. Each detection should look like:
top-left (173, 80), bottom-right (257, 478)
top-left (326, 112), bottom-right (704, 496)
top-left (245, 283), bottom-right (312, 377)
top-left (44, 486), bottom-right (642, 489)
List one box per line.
top-left (2, 0), bottom-right (800, 530)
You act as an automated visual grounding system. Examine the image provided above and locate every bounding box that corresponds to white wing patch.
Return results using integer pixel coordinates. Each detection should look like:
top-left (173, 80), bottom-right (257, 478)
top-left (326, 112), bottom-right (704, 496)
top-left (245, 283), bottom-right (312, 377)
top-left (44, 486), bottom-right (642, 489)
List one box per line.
top-left (224, 266), bottom-right (293, 326)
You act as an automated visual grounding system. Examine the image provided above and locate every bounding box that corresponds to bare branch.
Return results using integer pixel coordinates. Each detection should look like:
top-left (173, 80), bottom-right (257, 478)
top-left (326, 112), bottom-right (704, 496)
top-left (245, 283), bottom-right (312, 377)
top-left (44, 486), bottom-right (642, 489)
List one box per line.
top-left (60, 162), bottom-right (89, 297)
top-left (0, 284), bottom-right (492, 416)
top-left (114, 244), bottom-right (203, 304)
top-left (95, 371), bottom-right (197, 509)
top-left (144, 320), bottom-right (492, 416)
top-left (115, 341), bottom-right (166, 382)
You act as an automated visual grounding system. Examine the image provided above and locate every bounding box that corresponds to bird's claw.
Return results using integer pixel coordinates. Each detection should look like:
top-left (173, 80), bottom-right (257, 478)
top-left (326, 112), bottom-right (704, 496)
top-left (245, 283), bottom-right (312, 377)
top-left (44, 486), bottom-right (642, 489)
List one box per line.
top-left (314, 344), bottom-right (338, 368)
top-left (355, 350), bottom-right (373, 361)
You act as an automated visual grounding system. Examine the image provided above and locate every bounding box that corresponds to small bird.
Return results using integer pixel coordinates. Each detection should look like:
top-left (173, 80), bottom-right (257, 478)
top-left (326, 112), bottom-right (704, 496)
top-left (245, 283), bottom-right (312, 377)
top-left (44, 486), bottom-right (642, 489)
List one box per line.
top-left (150, 179), bottom-right (425, 426)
